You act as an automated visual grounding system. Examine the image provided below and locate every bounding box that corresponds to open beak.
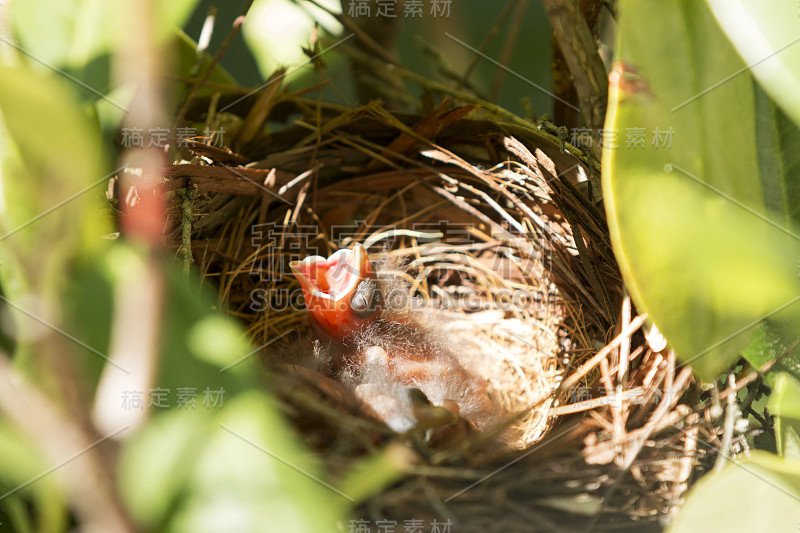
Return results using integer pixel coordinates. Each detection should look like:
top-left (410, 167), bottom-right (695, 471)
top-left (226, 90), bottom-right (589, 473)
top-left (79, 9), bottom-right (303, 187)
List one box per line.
top-left (289, 243), bottom-right (378, 339)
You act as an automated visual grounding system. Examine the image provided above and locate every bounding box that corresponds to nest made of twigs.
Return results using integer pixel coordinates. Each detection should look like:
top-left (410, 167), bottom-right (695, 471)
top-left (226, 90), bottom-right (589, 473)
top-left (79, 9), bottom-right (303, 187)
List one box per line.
top-left (155, 94), bottom-right (722, 530)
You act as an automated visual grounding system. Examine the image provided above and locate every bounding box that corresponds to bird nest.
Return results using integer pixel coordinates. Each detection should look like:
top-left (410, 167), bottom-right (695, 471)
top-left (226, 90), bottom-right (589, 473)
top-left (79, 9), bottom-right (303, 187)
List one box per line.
top-left (161, 95), bottom-right (717, 530)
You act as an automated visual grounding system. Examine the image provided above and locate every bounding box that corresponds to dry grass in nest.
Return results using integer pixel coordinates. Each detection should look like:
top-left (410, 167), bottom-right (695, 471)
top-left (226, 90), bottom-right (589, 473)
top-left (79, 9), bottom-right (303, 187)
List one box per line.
top-left (160, 95), bottom-right (721, 530)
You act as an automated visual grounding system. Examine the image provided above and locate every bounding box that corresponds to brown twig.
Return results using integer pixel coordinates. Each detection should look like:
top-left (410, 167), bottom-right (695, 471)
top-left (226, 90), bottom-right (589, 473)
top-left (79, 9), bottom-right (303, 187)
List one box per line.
top-left (541, 0), bottom-right (608, 153)
top-left (560, 313), bottom-right (647, 392)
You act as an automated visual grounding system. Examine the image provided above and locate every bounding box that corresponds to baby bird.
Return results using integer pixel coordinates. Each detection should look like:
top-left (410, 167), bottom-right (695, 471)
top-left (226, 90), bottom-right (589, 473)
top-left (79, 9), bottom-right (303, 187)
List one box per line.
top-left (289, 243), bottom-right (496, 434)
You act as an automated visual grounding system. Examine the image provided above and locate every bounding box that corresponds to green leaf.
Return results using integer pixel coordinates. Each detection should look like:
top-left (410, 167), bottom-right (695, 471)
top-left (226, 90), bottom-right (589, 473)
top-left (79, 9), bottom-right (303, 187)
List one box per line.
top-left (0, 420), bottom-right (67, 533)
top-left (0, 65), bottom-right (109, 366)
top-left (754, 83), bottom-right (800, 228)
top-left (740, 314), bottom-right (800, 389)
top-left (157, 252), bottom-right (261, 392)
top-left (708, 0), bottom-right (800, 130)
top-left (745, 85), bottom-right (800, 386)
top-left (337, 443), bottom-right (414, 504)
top-left (739, 89), bottom-right (800, 380)
top-left (0, 66), bottom-right (103, 195)
top-left (117, 409), bottom-right (210, 529)
top-left (0, 66), bottom-right (106, 263)
top-left (242, 0), bottom-right (343, 80)
top-left (2, 494), bottom-right (36, 533)
top-left (8, 0), bottom-right (200, 123)
top-left (175, 392), bottom-right (347, 533)
top-left (61, 255), bottom-right (116, 389)
top-left (10, 0), bottom-right (201, 69)
top-left (667, 451), bottom-right (800, 532)
top-left (120, 392), bottom-right (348, 532)
top-left (603, 1), bottom-right (800, 380)
top-left (89, 243), bottom-right (258, 429)
top-left (65, 239), bottom-right (260, 397)
top-left (104, 244), bottom-right (348, 530)
top-left (768, 373), bottom-right (800, 461)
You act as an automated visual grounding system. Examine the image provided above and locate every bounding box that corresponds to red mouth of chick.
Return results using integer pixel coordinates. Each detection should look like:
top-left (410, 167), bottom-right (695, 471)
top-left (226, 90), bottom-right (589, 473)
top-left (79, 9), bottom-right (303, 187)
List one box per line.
top-left (289, 244), bottom-right (376, 338)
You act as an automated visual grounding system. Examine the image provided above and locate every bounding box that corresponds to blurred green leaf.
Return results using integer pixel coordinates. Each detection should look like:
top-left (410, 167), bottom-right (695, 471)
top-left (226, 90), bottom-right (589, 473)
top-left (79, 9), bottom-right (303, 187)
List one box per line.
top-left (337, 442), bottom-right (414, 505)
top-left (603, 1), bottom-right (800, 380)
top-left (0, 420), bottom-right (66, 533)
top-left (0, 65), bottom-right (108, 368)
top-left (668, 451), bottom-right (800, 532)
top-left (738, 88), bottom-right (800, 379)
top-left (177, 392), bottom-right (346, 532)
top-left (0, 66), bottom-right (103, 197)
top-left (0, 4), bottom-right (351, 533)
top-left (769, 373), bottom-right (800, 421)
top-left (118, 409), bottom-right (209, 529)
top-left (242, 0), bottom-right (343, 80)
top-left (740, 315), bottom-right (800, 390)
top-left (8, 0), bottom-right (201, 142)
top-left (8, 0), bottom-right (96, 67)
top-left (0, 66), bottom-right (106, 262)
top-left (88, 243), bottom-right (260, 400)
top-left (708, 0), bottom-right (800, 130)
top-left (3, 494), bottom-right (36, 533)
top-left (121, 392), bottom-right (348, 532)
top-left (187, 315), bottom-right (252, 369)
top-left (68, 241), bottom-right (266, 402)
top-left (768, 373), bottom-right (800, 461)
top-left (10, 0), bottom-right (200, 69)
top-left (61, 256), bottom-right (116, 389)
top-left (157, 252), bottom-right (261, 393)
top-left (754, 84), bottom-right (800, 228)
top-left (108, 245), bottom-right (348, 531)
